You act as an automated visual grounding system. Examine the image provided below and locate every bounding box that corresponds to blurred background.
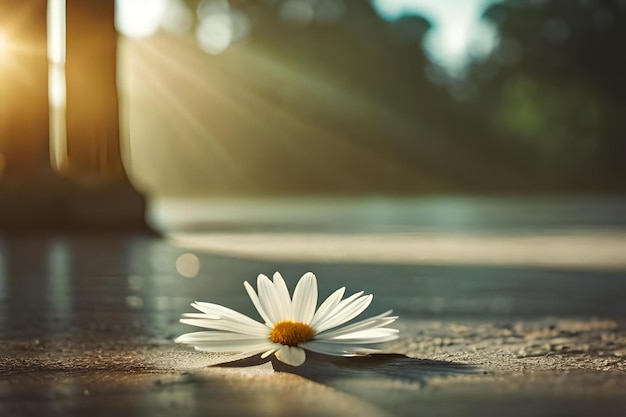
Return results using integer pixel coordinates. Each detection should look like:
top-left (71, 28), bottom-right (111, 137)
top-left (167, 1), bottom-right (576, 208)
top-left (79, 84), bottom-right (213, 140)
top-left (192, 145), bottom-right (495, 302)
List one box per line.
top-left (121, 0), bottom-right (626, 195)
top-left (0, 0), bottom-right (625, 231)
top-left (2, 7), bottom-right (626, 413)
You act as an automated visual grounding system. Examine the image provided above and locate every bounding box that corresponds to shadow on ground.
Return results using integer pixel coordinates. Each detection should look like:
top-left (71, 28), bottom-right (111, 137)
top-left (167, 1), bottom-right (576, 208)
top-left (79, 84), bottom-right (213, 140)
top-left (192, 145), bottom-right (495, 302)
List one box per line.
top-left (217, 352), bottom-right (484, 388)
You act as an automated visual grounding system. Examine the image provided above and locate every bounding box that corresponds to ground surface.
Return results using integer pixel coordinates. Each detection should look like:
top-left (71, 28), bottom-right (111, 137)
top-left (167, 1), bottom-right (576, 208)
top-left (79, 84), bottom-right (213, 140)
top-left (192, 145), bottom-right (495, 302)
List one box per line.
top-left (1, 197), bottom-right (626, 416)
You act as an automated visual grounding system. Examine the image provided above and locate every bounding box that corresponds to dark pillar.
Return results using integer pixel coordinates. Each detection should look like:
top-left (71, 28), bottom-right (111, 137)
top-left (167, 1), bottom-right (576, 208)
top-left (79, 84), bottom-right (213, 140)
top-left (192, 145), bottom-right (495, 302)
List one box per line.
top-left (0, 0), bottom-right (152, 233)
top-left (58, 0), bottom-right (151, 232)
top-left (64, 0), bottom-right (124, 182)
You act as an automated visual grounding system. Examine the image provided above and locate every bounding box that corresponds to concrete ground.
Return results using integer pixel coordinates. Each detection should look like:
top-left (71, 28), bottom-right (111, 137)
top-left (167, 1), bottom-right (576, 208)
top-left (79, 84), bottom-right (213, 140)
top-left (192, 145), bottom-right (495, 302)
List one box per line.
top-left (1, 198), bottom-right (626, 416)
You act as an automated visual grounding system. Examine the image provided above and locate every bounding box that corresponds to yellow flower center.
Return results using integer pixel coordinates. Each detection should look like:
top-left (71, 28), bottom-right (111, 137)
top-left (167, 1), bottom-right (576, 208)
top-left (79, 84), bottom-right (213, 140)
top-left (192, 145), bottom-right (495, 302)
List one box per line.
top-left (269, 320), bottom-right (315, 346)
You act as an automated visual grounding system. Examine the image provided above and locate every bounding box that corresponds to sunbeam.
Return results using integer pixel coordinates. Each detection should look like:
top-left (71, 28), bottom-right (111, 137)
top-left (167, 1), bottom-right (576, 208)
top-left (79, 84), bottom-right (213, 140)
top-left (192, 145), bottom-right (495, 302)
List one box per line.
top-left (120, 30), bottom-right (430, 196)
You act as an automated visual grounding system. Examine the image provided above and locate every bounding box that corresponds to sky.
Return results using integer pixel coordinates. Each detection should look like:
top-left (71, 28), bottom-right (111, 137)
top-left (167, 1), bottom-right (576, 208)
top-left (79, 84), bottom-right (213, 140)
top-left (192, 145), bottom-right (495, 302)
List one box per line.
top-left (113, 0), bottom-right (502, 77)
top-left (370, 0), bottom-right (502, 76)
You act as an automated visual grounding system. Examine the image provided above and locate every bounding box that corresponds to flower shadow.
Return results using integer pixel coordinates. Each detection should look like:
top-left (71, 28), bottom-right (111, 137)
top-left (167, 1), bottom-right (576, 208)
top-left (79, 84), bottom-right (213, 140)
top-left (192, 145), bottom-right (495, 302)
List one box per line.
top-left (216, 352), bottom-right (484, 388)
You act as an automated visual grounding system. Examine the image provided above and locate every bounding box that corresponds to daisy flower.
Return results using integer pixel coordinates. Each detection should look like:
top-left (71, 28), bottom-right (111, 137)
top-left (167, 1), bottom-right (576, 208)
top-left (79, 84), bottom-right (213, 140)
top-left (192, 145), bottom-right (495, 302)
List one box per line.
top-left (175, 272), bottom-right (399, 367)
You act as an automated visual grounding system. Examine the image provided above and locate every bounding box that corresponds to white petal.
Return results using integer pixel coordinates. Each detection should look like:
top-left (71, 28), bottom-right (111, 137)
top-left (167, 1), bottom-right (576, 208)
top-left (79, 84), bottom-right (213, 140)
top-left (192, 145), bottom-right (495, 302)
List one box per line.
top-left (191, 302), bottom-right (266, 329)
top-left (315, 291), bottom-right (363, 328)
top-left (291, 272), bottom-right (317, 323)
top-left (315, 294), bottom-right (373, 333)
top-left (316, 310), bottom-right (397, 339)
top-left (302, 341), bottom-right (388, 356)
top-left (179, 317), bottom-right (269, 337)
top-left (261, 347), bottom-right (279, 359)
top-left (257, 274), bottom-right (284, 324)
top-left (300, 341), bottom-right (362, 357)
top-left (175, 331), bottom-right (274, 353)
top-left (186, 310), bottom-right (218, 320)
top-left (175, 331), bottom-right (267, 343)
top-left (321, 328), bottom-right (400, 344)
top-left (189, 303), bottom-right (269, 334)
top-left (309, 287), bottom-right (345, 329)
top-left (244, 281), bottom-right (273, 326)
top-left (275, 345), bottom-right (306, 366)
top-left (192, 339), bottom-right (276, 353)
top-left (272, 272), bottom-right (292, 320)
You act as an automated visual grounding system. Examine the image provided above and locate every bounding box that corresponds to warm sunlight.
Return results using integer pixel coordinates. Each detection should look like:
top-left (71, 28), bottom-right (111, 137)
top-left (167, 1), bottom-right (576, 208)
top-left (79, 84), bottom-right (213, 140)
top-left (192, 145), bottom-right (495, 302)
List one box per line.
top-left (0, 32), bottom-right (7, 59)
top-left (0, 31), bottom-right (13, 70)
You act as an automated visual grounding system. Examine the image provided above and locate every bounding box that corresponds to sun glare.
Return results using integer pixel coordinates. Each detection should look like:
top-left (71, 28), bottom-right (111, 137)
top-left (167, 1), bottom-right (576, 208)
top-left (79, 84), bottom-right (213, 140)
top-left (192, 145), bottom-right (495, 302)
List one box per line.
top-left (0, 32), bottom-right (9, 64)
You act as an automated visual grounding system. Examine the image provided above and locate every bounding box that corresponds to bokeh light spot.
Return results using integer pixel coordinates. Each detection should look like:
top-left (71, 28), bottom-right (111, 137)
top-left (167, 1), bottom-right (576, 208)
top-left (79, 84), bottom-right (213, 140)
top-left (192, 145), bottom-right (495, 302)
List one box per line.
top-left (194, 1), bottom-right (249, 55)
top-left (197, 0), bottom-right (230, 20)
top-left (176, 253), bottom-right (200, 278)
top-left (196, 13), bottom-right (233, 55)
top-left (115, 0), bottom-right (167, 38)
top-left (228, 10), bottom-right (250, 42)
top-left (128, 275), bottom-right (143, 291)
top-left (125, 295), bottom-right (144, 309)
top-left (280, 0), bottom-right (315, 26)
top-left (161, 0), bottom-right (194, 35)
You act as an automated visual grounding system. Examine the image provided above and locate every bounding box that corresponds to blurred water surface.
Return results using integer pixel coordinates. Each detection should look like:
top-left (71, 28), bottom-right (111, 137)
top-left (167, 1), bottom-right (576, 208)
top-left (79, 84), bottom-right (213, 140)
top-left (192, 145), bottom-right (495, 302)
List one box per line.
top-left (1, 196), bottom-right (625, 341)
top-left (151, 195), bottom-right (626, 233)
